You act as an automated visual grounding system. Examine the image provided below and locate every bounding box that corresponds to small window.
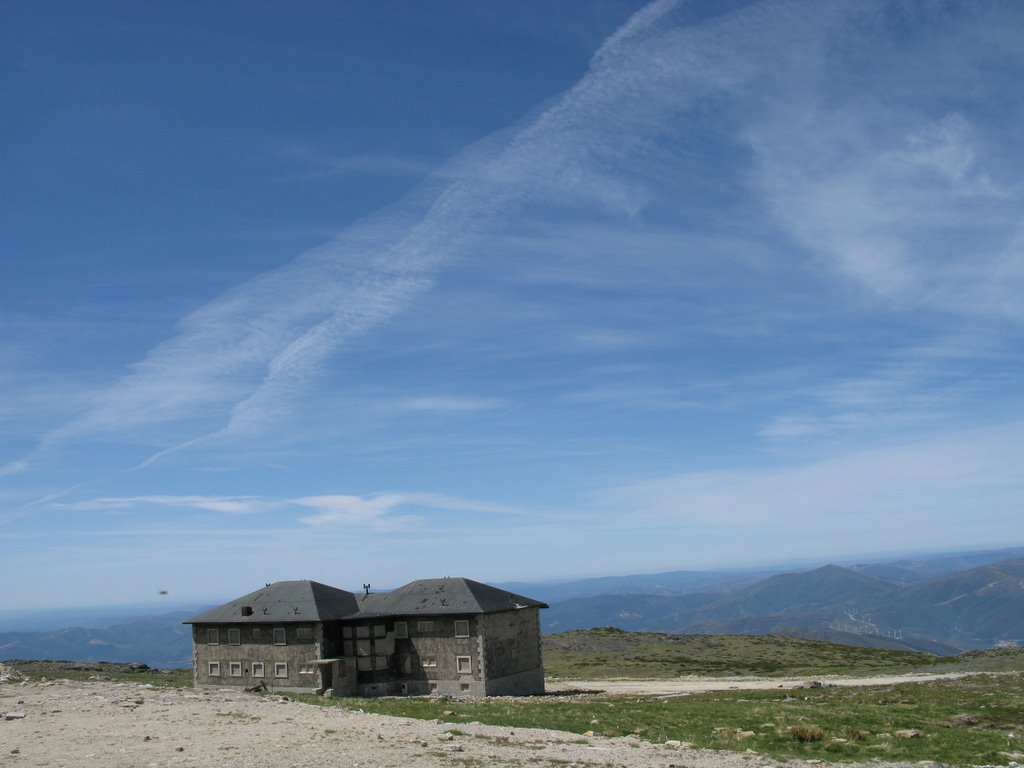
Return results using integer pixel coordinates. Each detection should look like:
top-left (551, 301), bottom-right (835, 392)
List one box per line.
top-left (252, 662), bottom-right (265, 678)
top-left (374, 655), bottom-right (387, 670)
top-left (229, 662), bottom-right (242, 677)
top-left (460, 683), bottom-right (471, 692)
top-left (454, 620), bottom-right (470, 638)
top-left (373, 624), bottom-right (386, 638)
top-left (394, 621), bottom-right (408, 639)
top-left (273, 627), bottom-right (286, 645)
top-left (296, 626), bottom-right (313, 641)
top-left (274, 662), bottom-right (288, 678)
top-left (420, 656), bottom-right (437, 668)
top-left (429, 683), bottom-right (438, 693)
top-left (228, 628), bottom-right (240, 646)
top-left (207, 628), bottom-right (219, 645)
top-left (456, 656), bottom-right (472, 674)
top-left (299, 665), bottom-right (316, 675)
top-left (252, 627), bottom-right (263, 641)
top-left (356, 625), bottom-right (370, 638)
top-left (208, 661), bottom-right (221, 676)
top-left (417, 620), bottom-right (434, 633)
top-left (356, 657), bottom-right (372, 671)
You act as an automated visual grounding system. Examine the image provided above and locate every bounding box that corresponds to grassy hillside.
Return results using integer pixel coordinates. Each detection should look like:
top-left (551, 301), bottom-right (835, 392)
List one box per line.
top-left (542, 628), bottom-right (948, 679)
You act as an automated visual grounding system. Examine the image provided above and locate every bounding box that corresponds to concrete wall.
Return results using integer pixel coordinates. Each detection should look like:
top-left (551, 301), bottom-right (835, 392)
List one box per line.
top-left (191, 607), bottom-right (545, 697)
top-left (480, 608), bottom-right (545, 695)
top-left (191, 623), bottom-right (325, 693)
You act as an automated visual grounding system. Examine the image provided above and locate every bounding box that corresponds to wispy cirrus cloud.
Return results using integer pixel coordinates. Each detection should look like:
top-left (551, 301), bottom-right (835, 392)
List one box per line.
top-left (51, 490), bottom-right (533, 531)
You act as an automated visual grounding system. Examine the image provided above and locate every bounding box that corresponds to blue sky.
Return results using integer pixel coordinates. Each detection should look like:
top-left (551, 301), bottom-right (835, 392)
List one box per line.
top-left (3, 0), bottom-right (1023, 610)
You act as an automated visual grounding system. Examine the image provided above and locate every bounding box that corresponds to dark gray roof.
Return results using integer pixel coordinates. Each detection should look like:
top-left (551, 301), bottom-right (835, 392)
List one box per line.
top-left (358, 577), bottom-right (547, 615)
top-left (184, 580), bottom-right (360, 624)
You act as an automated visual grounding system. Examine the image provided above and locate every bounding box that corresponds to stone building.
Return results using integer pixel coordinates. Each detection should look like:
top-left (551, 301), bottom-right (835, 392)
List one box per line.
top-left (184, 577), bottom-right (547, 697)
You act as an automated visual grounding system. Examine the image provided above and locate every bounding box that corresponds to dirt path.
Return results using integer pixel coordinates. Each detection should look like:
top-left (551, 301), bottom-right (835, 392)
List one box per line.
top-left (549, 671), bottom-right (970, 697)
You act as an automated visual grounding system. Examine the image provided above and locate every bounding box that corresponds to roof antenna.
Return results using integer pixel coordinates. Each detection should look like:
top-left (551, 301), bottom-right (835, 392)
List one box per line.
top-left (363, 583), bottom-right (371, 596)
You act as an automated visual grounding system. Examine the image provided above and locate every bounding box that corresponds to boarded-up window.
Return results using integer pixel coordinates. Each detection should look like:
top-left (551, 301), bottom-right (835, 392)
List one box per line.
top-left (252, 627), bottom-right (262, 641)
top-left (356, 657), bottom-right (372, 671)
top-left (274, 627), bottom-right (286, 645)
top-left (373, 624), bottom-right (385, 638)
top-left (207, 628), bottom-right (219, 645)
top-left (454, 620), bottom-right (470, 638)
top-left (296, 627), bottom-right (313, 641)
top-left (374, 655), bottom-right (387, 670)
top-left (228, 628), bottom-right (240, 645)
top-left (356, 625), bottom-right (370, 638)
top-left (394, 621), bottom-right (408, 639)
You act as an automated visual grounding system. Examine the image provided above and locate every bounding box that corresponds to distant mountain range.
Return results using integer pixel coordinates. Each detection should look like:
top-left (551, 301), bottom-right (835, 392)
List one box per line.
top-left (539, 556), bottom-right (1024, 654)
top-left (1, 546), bottom-right (1022, 667)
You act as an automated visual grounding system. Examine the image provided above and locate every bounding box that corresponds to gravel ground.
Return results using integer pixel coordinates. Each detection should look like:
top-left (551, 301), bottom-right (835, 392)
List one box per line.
top-left (0, 676), bottom-right (981, 768)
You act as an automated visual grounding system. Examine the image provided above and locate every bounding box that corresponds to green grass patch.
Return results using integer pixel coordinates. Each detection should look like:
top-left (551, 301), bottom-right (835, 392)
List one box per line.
top-left (295, 673), bottom-right (1024, 764)
top-left (542, 629), bottom-right (949, 679)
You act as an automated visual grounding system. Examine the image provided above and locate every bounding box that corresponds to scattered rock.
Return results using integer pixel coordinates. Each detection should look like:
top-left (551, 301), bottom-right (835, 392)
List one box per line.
top-left (800, 680), bottom-right (824, 689)
top-left (4, 711), bottom-right (26, 720)
top-left (895, 729), bottom-right (921, 739)
top-left (664, 740), bottom-right (681, 748)
top-left (582, 730), bottom-right (595, 737)
top-left (441, 732), bottom-right (454, 741)
top-left (948, 713), bottom-right (979, 727)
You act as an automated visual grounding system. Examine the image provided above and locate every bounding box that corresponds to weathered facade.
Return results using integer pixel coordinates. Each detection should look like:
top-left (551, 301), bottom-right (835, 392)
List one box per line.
top-left (185, 577), bottom-right (546, 697)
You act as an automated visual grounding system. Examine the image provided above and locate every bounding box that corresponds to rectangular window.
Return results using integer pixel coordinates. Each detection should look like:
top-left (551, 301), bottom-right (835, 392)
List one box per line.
top-left (374, 655), bottom-right (387, 670)
top-left (454, 620), bottom-right (470, 638)
top-left (356, 625), bottom-right (370, 638)
top-left (460, 683), bottom-right (471, 692)
top-left (420, 655), bottom-right (437, 668)
top-left (207, 628), bottom-right (219, 645)
top-left (356, 657), bottom-right (372, 671)
top-left (417, 620), bottom-right (434, 633)
top-left (299, 665), bottom-right (315, 675)
top-left (252, 627), bottom-right (262, 641)
top-left (229, 662), bottom-right (242, 677)
top-left (394, 621), bottom-right (408, 639)
top-left (373, 624), bottom-right (386, 638)
top-left (252, 662), bottom-right (265, 678)
top-left (342, 626), bottom-right (353, 639)
top-left (456, 656), bottom-right (472, 674)
top-left (208, 661), bottom-right (221, 676)
top-left (356, 639), bottom-right (371, 656)
top-left (274, 662), bottom-right (288, 678)
top-left (227, 628), bottom-right (240, 646)
top-left (296, 627), bottom-right (313, 641)
top-left (273, 627), bottom-right (286, 645)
